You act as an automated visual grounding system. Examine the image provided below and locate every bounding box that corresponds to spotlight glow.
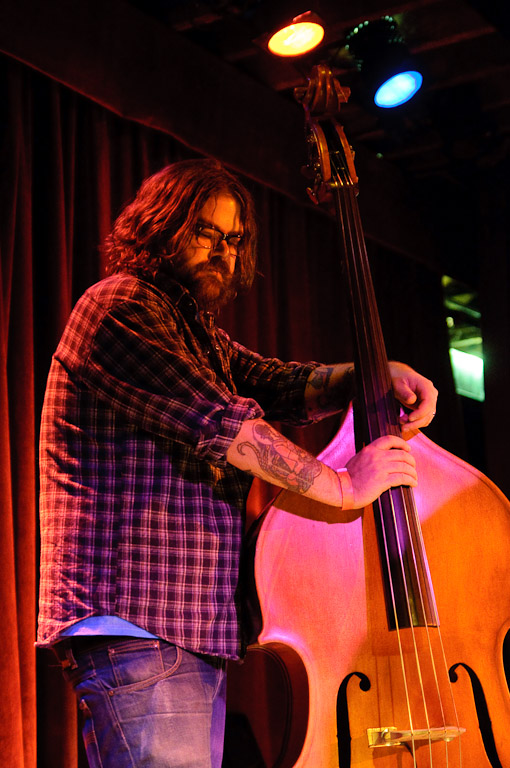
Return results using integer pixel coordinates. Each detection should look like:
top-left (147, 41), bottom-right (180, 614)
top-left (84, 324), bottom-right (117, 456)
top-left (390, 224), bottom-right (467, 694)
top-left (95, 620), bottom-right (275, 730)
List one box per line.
top-left (268, 22), bottom-right (324, 56)
top-left (374, 71), bottom-right (423, 108)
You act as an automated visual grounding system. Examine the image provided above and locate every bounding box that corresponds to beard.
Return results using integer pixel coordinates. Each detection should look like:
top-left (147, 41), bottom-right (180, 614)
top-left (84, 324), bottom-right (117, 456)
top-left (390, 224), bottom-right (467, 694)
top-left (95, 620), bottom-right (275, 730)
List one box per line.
top-left (166, 252), bottom-right (238, 312)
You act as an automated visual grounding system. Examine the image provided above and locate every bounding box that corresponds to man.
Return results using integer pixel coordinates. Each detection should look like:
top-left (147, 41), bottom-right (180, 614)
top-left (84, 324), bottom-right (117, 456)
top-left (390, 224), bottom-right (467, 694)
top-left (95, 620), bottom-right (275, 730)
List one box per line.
top-left (37, 159), bottom-right (437, 768)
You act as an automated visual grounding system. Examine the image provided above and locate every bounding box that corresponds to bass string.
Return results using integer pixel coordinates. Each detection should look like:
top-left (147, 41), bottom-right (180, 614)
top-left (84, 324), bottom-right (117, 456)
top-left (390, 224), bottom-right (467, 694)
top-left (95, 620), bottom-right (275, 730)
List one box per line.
top-left (331, 158), bottom-right (462, 763)
top-left (330, 158), bottom-right (393, 441)
top-left (345, 183), bottom-right (438, 763)
top-left (350, 180), bottom-right (464, 764)
top-left (333, 179), bottom-right (423, 762)
top-left (348, 176), bottom-right (464, 764)
top-left (345, 179), bottom-right (462, 763)
top-left (334, 178), bottom-right (395, 441)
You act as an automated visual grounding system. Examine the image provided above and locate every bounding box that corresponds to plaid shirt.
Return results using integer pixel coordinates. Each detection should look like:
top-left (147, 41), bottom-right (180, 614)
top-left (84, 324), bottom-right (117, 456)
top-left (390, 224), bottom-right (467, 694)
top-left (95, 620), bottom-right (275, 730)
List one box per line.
top-left (37, 273), bottom-right (318, 658)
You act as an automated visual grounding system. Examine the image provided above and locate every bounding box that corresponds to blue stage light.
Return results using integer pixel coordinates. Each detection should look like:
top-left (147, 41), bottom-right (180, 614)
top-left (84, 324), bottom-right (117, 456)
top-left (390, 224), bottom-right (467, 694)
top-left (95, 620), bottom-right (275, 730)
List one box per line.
top-left (374, 71), bottom-right (423, 108)
top-left (346, 17), bottom-right (423, 110)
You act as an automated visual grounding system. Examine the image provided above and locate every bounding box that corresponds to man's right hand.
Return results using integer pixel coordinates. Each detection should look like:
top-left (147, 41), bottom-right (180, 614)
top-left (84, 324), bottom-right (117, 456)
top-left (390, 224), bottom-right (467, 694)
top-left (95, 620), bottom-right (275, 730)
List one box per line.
top-left (346, 435), bottom-right (417, 509)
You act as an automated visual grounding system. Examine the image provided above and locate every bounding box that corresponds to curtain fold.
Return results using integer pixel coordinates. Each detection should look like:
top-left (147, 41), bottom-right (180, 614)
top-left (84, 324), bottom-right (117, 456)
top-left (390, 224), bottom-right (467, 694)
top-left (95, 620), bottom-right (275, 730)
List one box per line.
top-left (0, 52), bottom-right (459, 768)
top-left (1, 58), bottom-right (36, 768)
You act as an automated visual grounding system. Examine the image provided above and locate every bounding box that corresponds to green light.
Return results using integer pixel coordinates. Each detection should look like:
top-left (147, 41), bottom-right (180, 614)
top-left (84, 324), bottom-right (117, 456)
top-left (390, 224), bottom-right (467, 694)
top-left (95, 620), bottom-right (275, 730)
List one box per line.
top-left (449, 348), bottom-right (485, 402)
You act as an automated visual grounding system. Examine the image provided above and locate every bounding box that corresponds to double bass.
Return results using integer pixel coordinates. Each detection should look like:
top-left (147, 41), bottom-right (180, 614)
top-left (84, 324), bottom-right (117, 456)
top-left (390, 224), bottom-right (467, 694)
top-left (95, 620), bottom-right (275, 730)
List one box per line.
top-left (225, 67), bottom-right (510, 768)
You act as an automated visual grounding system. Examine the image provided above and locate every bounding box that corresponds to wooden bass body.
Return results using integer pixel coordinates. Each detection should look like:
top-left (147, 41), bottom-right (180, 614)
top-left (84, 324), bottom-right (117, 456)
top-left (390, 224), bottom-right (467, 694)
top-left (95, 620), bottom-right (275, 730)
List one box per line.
top-left (231, 407), bottom-right (510, 768)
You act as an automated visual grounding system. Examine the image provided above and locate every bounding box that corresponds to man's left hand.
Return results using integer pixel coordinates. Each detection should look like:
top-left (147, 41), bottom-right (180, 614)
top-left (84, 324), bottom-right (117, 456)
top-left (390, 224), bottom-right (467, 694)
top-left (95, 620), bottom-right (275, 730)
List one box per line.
top-left (389, 361), bottom-right (438, 433)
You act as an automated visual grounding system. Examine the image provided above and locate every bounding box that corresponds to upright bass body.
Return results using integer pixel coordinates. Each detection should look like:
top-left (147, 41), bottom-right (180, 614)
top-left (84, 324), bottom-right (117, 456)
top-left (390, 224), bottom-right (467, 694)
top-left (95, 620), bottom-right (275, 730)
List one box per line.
top-left (248, 406), bottom-right (510, 767)
top-left (225, 65), bottom-right (510, 768)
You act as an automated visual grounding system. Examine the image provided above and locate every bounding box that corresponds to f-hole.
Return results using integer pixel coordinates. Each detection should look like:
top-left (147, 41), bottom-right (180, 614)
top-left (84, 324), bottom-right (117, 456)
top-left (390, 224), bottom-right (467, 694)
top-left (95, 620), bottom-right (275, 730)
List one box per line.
top-left (450, 662), bottom-right (504, 768)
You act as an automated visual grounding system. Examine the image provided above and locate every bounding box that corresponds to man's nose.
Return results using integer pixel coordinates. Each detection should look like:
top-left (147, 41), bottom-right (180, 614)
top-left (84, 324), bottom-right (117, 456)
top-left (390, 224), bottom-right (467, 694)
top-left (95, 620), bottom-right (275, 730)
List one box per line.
top-left (211, 238), bottom-right (230, 257)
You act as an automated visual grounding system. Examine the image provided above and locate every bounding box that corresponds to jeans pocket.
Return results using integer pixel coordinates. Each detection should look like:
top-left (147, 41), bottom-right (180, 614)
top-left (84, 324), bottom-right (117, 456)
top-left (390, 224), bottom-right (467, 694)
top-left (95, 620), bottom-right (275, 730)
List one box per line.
top-left (108, 639), bottom-right (181, 693)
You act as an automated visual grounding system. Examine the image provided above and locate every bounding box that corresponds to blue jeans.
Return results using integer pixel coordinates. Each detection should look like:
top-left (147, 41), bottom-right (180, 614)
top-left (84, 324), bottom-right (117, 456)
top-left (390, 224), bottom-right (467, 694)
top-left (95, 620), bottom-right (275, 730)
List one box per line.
top-left (55, 637), bottom-right (227, 768)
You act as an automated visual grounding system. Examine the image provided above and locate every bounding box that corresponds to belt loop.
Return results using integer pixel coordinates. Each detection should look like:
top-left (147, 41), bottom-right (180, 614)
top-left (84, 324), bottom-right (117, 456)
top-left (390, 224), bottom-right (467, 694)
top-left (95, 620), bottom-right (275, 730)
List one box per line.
top-left (53, 641), bottom-right (78, 671)
top-left (65, 643), bottom-right (78, 670)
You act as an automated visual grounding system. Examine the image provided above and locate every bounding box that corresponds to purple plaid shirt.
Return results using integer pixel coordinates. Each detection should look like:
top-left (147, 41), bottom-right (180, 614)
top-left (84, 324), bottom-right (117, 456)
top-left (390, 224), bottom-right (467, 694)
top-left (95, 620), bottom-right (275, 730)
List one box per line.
top-left (37, 273), bottom-right (318, 658)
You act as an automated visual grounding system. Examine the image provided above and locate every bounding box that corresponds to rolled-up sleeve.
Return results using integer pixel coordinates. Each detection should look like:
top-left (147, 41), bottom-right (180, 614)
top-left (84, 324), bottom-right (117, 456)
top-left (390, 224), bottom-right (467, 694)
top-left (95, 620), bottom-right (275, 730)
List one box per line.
top-left (218, 331), bottom-right (320, 426)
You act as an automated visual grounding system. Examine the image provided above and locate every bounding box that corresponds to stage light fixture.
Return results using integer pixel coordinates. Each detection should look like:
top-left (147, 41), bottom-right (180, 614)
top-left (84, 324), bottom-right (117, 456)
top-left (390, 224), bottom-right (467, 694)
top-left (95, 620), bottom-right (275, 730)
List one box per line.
top-left (267, 11), bottom-right (325, 57)
top-left (345, 17), bottom-right (423, 108)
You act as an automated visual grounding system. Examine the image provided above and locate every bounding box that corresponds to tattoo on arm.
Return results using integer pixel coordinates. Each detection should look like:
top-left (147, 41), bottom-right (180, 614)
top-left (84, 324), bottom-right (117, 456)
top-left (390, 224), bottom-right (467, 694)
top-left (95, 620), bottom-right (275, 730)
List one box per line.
top-left (237, 422), bottom-right (322, 493)
top-left (308, 366), bottom-right (334, 391)
top-left (307, 365), bottom-right (354, 416)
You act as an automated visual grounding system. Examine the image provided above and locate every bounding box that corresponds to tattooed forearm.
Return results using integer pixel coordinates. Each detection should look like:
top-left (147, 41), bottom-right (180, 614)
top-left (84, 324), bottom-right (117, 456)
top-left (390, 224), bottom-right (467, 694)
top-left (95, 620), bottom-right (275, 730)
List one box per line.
top-left (236, 422), bottom-right (322, 494)
top-left (226, 418), bottom-right (343, 507)
top-left (305, 364), bottom-right (355, 418)
top-left (308, 366), bottom-right (334, 391)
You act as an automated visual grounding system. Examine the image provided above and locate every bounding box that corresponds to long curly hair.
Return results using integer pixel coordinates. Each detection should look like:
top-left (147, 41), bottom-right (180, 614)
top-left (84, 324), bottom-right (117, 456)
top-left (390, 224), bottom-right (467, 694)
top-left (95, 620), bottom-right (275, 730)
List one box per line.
top-left (104, 159), bottom-right (257, 293)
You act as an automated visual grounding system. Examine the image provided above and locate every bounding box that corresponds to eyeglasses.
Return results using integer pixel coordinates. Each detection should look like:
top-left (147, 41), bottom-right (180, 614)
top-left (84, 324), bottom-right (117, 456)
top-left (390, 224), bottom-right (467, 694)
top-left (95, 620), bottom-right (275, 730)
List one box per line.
top-left (195, 223), bottom-right (243, 254)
